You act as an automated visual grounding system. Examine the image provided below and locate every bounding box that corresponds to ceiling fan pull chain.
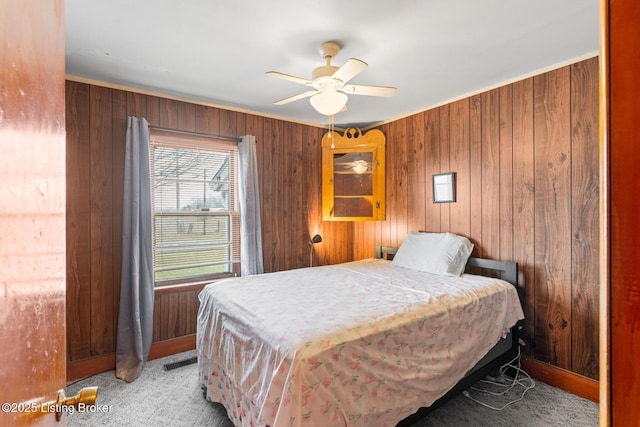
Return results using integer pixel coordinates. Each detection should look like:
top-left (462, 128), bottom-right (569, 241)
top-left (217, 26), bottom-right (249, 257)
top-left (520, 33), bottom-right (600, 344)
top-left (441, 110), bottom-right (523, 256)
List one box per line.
top-left (329, 114), bottom-right (335, 149)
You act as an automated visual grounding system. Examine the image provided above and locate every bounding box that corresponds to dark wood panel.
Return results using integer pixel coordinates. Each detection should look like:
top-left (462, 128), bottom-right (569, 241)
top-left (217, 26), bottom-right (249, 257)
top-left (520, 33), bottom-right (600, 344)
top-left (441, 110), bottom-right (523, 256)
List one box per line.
top-left (378, 122), bottom-right (397, 246)
top-left (331, 223), bottom-right (354, 265)
top-left (208, 107), bottom-right (221, 136)
top-left (152, 293), bottom-right (163, 343)
top-left (112, 90), bottom-right (127, 348)
top-left (468, 95), bottom-right (483, 255)
top-left (219, 109), bottom-right (237, 138)
top-left (438, 105), bottom-right (451, 231)
top-left (511, 78), bottom-right (536, 352)
top-left (282, 122), bottom-right (297, 268)
top-left (273, 118), bottom-right (287, 271)
top-left (190, 290), bottom-right (200, 334)
top-left (291, 123), bottom-right (305, 268)
top-left (178, 292), bottom-right (191, 336)
top-left (146, 95), bottom-right (160, 125)
top-left (395, 118), bottom-right (409, 244)
top-left (262, 118), bottom-right (283, 272)
top-left (126, 91), bottom-right (147, 119)
top-left (533, 66), bottom-right (572, 369)
top-left (362, 220), bottom-right (376, 260)
top-left (242, 113), bottom-right (264, 139)
top-left (303, 125), bottom-right (324, 264)
top-left (499, 85), bottom-right (514, 261)
top-left (162, 291), bottom-right (176, 341)
top-left (570, 57), bottom-right (599, 379)
top-left (177, 101), bottom-right (196, 132)
top-left (234, 112), bottom-right (246, 137)
top-left (406, 112), bottom-right (426, 233)
top-left (480, 89), bottom-right (500, 260)
top-left (159, 98), bottom-right (178, 128)
top-left (65, 81), bottom-right (92, 361)
top-left (194, 104), bottom-right (211, 134)
top-left (386, 121), bottom-right (399, 247)
top-left (424, 108), bottom-right (441, 232)
top-left (89, 85), bottom-right (115, 356)
top-left (448, 99), bottom-right (470, 238)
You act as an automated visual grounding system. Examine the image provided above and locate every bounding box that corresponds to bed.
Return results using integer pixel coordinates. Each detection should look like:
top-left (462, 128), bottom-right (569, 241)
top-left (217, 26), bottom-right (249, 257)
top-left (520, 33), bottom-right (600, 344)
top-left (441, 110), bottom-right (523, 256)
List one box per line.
top-left (197, 232), bottom-right (525, 427)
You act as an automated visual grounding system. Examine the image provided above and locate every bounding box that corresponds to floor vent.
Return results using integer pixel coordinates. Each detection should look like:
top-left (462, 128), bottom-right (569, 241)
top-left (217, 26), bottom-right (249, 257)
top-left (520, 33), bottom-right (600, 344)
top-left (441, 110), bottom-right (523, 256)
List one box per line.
top-left (164, 357), bottom-right (197, 371)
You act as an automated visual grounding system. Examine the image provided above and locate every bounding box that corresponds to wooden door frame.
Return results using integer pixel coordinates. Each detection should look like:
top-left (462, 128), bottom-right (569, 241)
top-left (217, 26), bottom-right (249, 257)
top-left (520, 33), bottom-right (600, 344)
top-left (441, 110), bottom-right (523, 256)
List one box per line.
top-left (598, 1), bottom-right (610, 423)
top-left (600, 0), bottom-right (640, 425)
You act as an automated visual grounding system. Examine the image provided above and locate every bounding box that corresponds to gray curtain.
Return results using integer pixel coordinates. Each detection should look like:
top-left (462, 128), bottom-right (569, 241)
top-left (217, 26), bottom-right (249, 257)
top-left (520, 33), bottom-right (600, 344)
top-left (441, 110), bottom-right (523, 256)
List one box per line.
top-left (116, 116), bottom-right (154, 382)
top-left (238, 135), bottom-right (264, 275)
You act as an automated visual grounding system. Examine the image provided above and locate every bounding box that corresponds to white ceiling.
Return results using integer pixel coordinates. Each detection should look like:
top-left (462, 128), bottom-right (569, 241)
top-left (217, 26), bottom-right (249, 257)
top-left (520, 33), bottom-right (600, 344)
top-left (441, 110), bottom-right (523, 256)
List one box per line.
top-left (65, 0), bottom-right (599, 129)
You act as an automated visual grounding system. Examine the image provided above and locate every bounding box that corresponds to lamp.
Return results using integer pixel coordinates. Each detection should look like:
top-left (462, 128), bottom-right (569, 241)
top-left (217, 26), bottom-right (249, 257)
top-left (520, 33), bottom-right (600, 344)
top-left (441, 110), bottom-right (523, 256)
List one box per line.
top-left (309, 91), bottom-right (347, 116)
top-left (308, 234), bottom-right (322, 267)
top-left (308, 234), bottom-right (322, 246)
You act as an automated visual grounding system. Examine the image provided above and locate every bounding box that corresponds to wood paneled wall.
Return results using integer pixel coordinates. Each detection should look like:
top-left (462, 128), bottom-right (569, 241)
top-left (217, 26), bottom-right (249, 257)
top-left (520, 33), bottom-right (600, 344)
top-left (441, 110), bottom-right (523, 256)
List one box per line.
top-left (353, 57), bottom-right (600, 380)
top-left (65, 81), bottom-right (352, 367)
top-left (66, 56), bottom-right (598, 381)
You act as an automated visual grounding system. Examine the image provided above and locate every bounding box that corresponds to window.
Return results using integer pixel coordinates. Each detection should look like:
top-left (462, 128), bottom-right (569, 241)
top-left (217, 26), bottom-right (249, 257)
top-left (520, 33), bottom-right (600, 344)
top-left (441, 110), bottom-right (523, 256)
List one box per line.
top-left (150, 130), bottom-right (240, 286)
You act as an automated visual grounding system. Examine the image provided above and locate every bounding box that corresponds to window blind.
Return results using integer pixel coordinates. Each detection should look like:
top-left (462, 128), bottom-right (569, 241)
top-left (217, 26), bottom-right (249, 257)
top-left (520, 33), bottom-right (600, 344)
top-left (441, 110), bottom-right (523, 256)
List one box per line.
top-left (150, 129), bottom-right (240, 285)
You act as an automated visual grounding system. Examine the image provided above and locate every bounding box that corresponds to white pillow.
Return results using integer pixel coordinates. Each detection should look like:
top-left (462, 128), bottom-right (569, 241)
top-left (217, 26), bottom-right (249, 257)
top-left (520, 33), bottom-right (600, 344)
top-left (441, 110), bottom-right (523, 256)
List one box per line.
top-left (392, 232), bottom-right (474, 276)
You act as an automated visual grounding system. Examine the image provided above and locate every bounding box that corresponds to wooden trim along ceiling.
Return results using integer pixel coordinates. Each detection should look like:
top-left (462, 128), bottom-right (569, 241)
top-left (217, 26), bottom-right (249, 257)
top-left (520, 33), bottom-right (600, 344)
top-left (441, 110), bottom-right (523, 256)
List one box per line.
top-left (65, 74), bottom-right (329, 130)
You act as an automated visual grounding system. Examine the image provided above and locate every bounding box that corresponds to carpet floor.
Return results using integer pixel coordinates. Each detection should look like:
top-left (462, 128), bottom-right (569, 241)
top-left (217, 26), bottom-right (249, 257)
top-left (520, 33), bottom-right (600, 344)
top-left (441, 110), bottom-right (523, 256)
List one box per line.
top-left (66, 350), bottom-right (598, 427)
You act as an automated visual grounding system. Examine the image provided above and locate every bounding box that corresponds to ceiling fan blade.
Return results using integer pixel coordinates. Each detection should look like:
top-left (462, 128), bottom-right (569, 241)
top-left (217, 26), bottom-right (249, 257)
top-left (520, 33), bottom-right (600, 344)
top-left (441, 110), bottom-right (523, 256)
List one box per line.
top-left (343, 84), bottom-right (397, 97)
top-left (265, 71), bottom-right (311, 86)
top-left (331, 58), bottom-right (368, 84)
top-left (273, 90), bottom-right (318, 105)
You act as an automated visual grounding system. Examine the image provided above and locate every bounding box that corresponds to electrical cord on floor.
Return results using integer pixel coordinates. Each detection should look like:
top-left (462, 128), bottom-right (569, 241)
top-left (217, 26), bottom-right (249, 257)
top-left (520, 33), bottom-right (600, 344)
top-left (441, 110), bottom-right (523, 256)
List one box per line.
top-left (462, 346), bottom-right (535, 411)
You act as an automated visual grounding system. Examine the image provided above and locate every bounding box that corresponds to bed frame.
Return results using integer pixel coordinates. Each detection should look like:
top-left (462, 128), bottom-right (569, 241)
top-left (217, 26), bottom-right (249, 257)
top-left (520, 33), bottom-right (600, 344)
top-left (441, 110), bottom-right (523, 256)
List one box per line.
top-left (373, 246), bottom-right (523, 426)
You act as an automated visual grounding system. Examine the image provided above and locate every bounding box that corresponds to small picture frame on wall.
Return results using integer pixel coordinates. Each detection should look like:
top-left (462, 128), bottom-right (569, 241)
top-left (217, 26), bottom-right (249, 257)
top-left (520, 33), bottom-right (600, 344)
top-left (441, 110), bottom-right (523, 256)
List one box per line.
top-left (432, 172), bottom-right (456, 203)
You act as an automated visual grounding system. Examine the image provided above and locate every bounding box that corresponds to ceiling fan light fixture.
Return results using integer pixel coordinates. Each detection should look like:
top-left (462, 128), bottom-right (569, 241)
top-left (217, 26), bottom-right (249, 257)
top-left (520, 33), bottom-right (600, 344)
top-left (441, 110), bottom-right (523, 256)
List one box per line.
top-left (310, 91), bottom-right (348, 116)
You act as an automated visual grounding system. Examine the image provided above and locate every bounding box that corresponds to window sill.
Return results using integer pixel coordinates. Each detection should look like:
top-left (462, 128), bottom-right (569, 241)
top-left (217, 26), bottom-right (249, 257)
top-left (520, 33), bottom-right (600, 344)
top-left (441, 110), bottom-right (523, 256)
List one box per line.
top-left (154, 274), bottom-right (236, 295)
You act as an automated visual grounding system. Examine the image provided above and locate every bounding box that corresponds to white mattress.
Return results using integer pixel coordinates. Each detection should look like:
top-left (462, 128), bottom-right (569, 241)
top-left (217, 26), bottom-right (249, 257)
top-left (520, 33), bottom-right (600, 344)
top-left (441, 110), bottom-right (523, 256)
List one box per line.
top-left (197, 258), bottom-right (524, 427)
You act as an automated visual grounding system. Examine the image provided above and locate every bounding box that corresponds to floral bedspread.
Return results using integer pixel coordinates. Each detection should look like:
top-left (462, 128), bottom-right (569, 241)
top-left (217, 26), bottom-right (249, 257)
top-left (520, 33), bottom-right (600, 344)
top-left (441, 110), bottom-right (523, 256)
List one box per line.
top-left (197, 259), bottom-right (524, 427)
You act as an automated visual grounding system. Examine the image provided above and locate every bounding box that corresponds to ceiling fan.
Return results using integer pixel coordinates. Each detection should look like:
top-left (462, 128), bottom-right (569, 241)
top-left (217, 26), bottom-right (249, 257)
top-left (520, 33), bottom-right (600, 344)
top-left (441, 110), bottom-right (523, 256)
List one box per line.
top-left (266, 41), bottom-right (397, 116)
